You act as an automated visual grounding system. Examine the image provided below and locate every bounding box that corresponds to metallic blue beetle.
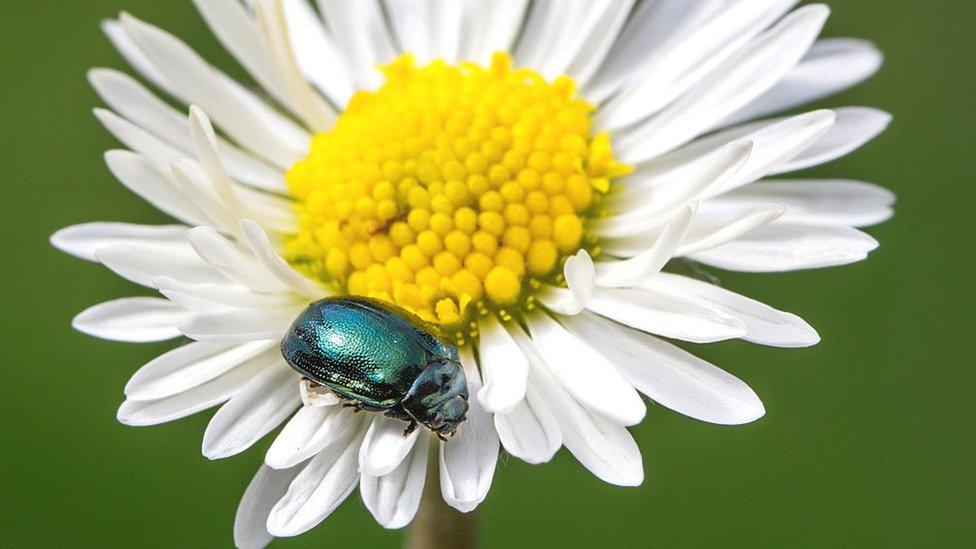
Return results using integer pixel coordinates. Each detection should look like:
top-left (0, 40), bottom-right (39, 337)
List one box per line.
top-left (281, 297), bottom-right (468, 438)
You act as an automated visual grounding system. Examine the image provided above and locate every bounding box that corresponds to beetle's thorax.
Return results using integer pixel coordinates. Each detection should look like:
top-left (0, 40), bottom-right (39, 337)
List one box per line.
top-left (401, 358), bottom-right (469, 435)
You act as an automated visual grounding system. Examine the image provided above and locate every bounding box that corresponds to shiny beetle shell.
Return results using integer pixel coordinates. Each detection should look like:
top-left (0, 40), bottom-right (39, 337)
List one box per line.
top-left (281, 296), bottom-right (468, 437)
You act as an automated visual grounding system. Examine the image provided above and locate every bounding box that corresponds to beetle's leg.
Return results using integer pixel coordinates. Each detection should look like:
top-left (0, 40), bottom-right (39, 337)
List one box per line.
top-left (402, 421), bottom-right (419, 437)
top-left (342, 401), bottom-right (363, 413)
top-left (436, 431), bottom-right (448, 442)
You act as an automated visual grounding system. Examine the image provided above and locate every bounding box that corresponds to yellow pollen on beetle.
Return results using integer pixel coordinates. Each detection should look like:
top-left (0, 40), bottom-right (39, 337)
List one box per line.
top-left (285, 53), bottom-right (630, 327)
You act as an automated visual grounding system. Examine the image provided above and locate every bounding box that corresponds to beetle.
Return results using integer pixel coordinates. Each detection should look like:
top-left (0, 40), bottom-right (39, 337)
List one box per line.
top-left (281, 296), bottom-right (468, 439)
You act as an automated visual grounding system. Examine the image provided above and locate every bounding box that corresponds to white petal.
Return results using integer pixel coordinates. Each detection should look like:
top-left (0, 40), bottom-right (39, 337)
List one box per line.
top-left (203, 361), bottom-right (300, 459)
top-left (650, 273), bottom-right (819, 348)
top-left (120, 13), bottom-right (309, 168)
top-left (677, 203), bottom-right (786, 256)
top-left (254, 0), bottom-right (337, 130)
top-left (607, 140), bottom-right (753, 225)
top-left (584, 0), bottom-right (731, 101)
top-left (103, 149), bottom-right (207, 226)
top-left (281, 0), bottom-right (356, 108)
top-left (118, 352), bottom-right (271, 426)
top-left (191, 0), bottom-right (295, 112)
top-left (359, 415), bottom-right (421, 477)
top-left (689, 221), bottom-right (879, 272)
top-left (493, 382), bottom-right (561, 464)
top-left (186, 227), bottom-right (288, 293)
top-left (439, 347), bottom-right (499, 513)
top-left (316, 0), bottom-right (397, 89)
top-left (525, 312), bottom-right (645, 426)
top-left (723, 37), bottom-right (883, 126)
top-left (476, 315), bottom-right (529, 414)
top-left (239, 220), bottom-right (328, 300)
top-left (73, 297), bottom-right (187, 342)
top-left (513, 329), bottom-right (642, 486)
top-left (102, 19), bottom-right (177, 97)
top-left (126, 340), bottom-right (276, 400)
top-left (50, 222), bottom-right (188, 262)
top-left (647, 110), bottom-right (837, 197)
top-left (360, 435), bottom-right (429, 529)
top-left (154, 276), bottom-right (299, 312)
top-left (383, 0), bottom-right (463, 64)
top-left (458, 0), bottom-right (528, 64)
top-left (704, 179), bottom-right (895, 227)
top-left (95, 244), bottom-right (220, 288)
top-left (266, 416), bottom-right (367, 536)
top-left (615, 5), bottom-right (829, 163)
top-left (266, 406), bottom-right (360, 469)
top-left (235, 463), bottom-right (305, 549)
top-left (89, 69), bottom-right (286, 193)
top-left (180, 307), bottom-right (300, 343)
top-left (595, 0), bottom-right (799, 124)
top-left (586, 287), bottom-right (748, 343)
top-left (771, 107), bottom-right (891, 174)
top-left (563, 0), bottom-right (635, 88)
top-left (595, 206), bottom-right (694, 287)
top-left (536, 250), bottom-right (596, 315)
top-left (561, 311), bottom-right (766, 425)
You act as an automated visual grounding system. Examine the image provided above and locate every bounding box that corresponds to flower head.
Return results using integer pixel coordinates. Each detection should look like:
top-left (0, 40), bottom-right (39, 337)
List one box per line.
top-left (52, 1), bottom-right (892, 546)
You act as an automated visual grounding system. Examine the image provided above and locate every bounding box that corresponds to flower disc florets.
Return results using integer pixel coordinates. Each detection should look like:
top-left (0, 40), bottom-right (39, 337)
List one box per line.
top-left (286, 53), bottom-right (629, 332)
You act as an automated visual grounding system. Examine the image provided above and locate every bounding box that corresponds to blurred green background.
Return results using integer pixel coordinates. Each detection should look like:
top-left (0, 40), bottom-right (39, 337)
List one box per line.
top-left (1, 1), bottom-right (973, 547)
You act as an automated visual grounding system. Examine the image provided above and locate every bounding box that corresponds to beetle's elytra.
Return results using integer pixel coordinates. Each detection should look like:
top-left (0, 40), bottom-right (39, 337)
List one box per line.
top-left (281, 296), bottom-right (468, 438)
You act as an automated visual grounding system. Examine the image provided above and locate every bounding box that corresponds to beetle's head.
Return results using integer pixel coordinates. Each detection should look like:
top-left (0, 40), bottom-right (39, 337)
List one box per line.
top-left (402, 358), bottom-right (469, 437)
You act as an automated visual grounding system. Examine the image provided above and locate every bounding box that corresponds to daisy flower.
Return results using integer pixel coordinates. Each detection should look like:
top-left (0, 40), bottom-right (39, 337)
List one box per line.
top-left (51, 0), bottom-right (893, 546)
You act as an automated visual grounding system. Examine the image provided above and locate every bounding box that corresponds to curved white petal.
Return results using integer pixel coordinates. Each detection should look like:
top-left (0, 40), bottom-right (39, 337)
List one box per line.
top-left (383, 0), bottom-right (463, 65)
top-left (203, 361), bottom-right (300, 459)
top-left (73, 297), bottom-right (187, 342)
top-left (704, 179), bottom-right (895, 228)
top-left (316, 0), bottom-right (397, 89)
top-left (361, 435), bottom-right (429, 529)
top-left (595, 206), bottom-right (694, 287)
top-left (476, 314), bottom-right (529, 414)
top-left (103, 149), bottom-right (207, 226)
top-left (689, 221), bottom-right (879, 272)
top-left (586, 286), bottom-right (748, 343)
top-left (266, 415), bottom-right (367, 537)
top-left (439, 347), bottom-right (499, 513)
top-left (89, 69), bottom-right (286, 193)
top-left (118, 352), bottom-right (270, 426)
top-left (458, 0), bottom-right (528, 64)
top-left (266, 406), bottom-right (360, 469)
top-left (125, 340), bottom-right (276, 400)
top-left (239, 220), bottom-right (328, 300)
top-left (493, 382), bottom-right (562, 464)
top-left (254, 0), bottom-right (337, 130)
top-left (561, 311), bottom-right (766, 425)
top-left (512, 329), bottom-right (642, 486)
top-left (525, 312), bottom-right (646, 426)
top-left (771, 107), bottom-right (891, 174)
top-left (281, 0), bottom-right (356, 108)
top-left (724, 37), bottom-right (883, 126)
top-left (102, 18), bottom-right (177, 97)
top-left (154, 276), bottom-right (299, 311)
top-left (536, 250), bottom-right (596, 315)
top-left (359, 415), bottom-right (421, 477)
top-left (650, 273), bottom-right (819, 348)
top-left (179, 307), bottom-right (300, 343)
top-left (50, 222), bottom-right (188, 263)
top-left (585, 0), bottom-right (730, 101)
top-left (186, 227), bottom-right (288, 293)
top-left (95, 244), bottom-right (221, 288)
top-left (615, 5), bottom-right (829, 163)
top-left (677, 204), bottom-right (786, 256)
top-left (235, 463), bottom-right (305, 549)
top-left (119, 13), bottom-right (309, 168)
top-left (596, 0), bottom-right (800, 126)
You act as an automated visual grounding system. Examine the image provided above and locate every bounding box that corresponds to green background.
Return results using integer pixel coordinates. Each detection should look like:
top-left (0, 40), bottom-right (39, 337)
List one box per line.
top-left (2, 1), bottom-right (973, 546)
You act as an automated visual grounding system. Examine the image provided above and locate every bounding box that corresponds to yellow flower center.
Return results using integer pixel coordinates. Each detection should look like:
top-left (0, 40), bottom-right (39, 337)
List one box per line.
top-left (285, 53), bottom-right (629, 330)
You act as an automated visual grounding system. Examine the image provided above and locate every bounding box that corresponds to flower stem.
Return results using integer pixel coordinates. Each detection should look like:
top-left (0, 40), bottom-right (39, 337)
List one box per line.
top-left (405, 440), bottom-right (479, 549)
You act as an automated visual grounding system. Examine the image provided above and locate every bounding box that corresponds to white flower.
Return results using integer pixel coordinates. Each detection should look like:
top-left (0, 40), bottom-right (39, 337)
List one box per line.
top-left (52, 1), bottom-right (893, 546)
